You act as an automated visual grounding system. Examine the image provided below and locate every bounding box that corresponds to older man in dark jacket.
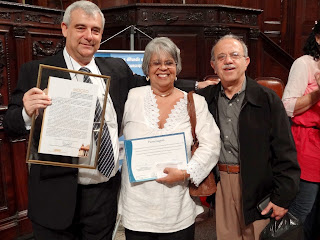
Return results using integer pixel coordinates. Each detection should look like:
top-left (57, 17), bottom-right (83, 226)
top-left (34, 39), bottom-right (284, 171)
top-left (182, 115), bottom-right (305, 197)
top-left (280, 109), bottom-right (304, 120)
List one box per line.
top-left (198, 34), bottom-right (300, 240)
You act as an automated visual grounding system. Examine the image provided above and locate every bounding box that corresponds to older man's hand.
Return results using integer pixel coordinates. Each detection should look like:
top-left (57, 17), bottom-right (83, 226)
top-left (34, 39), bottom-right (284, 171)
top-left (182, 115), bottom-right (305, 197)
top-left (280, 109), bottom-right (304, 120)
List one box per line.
top-left (261, 201), bottom-right (288, 220)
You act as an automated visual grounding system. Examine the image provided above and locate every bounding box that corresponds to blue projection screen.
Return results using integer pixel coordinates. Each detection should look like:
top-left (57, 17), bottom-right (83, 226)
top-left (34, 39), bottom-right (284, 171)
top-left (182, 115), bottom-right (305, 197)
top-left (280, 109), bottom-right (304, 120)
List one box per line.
top-left (95, 50), bottom-right (145, 76)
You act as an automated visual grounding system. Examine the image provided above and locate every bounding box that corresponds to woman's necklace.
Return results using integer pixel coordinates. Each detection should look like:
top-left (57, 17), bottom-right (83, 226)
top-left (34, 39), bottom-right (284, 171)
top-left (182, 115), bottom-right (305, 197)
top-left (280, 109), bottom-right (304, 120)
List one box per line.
top-left (152, 88), bottom-right (174, 97)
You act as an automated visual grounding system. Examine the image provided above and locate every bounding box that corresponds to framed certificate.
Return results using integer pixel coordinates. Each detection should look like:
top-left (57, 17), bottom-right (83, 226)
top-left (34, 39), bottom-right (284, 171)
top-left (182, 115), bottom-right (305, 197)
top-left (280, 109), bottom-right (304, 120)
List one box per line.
top-left (26, 64), bottom-right (111, 169)
top-left (124, 132), bottom-right (188, 183)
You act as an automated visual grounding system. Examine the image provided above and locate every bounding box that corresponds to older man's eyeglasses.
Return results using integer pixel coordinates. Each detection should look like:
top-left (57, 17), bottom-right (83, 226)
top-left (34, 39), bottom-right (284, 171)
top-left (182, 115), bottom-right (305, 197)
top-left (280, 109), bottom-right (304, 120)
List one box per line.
top-left (216, 52), bottom-right (246, 62)
top-left (150, 60), bottom-right (177, 68)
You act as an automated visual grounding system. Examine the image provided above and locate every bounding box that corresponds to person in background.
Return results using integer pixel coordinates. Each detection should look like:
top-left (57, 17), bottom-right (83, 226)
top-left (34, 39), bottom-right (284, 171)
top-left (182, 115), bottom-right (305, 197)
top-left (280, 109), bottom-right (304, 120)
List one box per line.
top-left (118, 37), bottom-right (221, 240)
top-left (197, 34), bottom-right (300, 240)
top-left (282, 20), bottom-right (320, 240)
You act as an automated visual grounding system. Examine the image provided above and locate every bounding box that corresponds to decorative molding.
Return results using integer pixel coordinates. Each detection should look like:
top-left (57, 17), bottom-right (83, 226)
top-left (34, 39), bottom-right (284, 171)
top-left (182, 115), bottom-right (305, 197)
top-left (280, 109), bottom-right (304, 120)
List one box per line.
top-left (0, 12), bottom-right (10, 20)
top-left (13, 26), bottom-right (27, 38)
top-left (186, 12), bottom-right (204, 22)
top-left (151, 11), bottom-right (179, 24)
top-left (107, 13), bottom-right (129, 23)
top-left (0, 114), bottom-right (3, 129)
top-left (141, 11), bottom-right (148, 22)
top-left (207, 10), bottom-right (215, 22)
top-left (25, 14), bottom-right (41, 23)
top-left (4, 33), bottom-right (10, 101)
top-left (0, 39), bottom-right (5, 93)
top-left (221, 11), bottom-right (253, 25)
top-left (204, 26), bottom-right (230, 36)
top-left (32, 40), bottom-right (64, 57)
top-left (53, 16), bottom-right (62, 25)
top-left (249, 28), bottom-right (260, 40)
top-left (14, 13), bottom-right (22, 23)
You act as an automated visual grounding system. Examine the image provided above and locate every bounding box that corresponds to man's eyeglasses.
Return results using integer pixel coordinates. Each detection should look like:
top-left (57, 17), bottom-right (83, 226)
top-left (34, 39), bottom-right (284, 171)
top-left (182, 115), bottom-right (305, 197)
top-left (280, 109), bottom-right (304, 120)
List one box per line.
top-left (150, 60), bottom-right (177, 68)
top-left (215, 52), bottom-right (246, 62)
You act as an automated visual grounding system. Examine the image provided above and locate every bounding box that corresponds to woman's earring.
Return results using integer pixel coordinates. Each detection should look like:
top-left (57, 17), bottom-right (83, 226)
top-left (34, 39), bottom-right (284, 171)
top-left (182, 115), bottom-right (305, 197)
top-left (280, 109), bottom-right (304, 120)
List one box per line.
top-left (146, 76), bottom-right (150, 81)
top-left (175, 76), bottom-right (177, 81)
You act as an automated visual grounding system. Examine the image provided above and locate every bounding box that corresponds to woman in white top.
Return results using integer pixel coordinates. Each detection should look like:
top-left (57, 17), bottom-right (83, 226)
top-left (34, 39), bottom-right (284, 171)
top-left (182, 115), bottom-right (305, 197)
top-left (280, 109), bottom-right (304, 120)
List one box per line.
top-left (118, 37), bottom-right (221, 240)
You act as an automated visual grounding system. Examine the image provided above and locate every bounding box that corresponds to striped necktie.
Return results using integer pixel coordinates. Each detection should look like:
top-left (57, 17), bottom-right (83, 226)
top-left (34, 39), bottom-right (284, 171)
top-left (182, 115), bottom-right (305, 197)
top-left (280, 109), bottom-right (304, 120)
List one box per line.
top-left (79, 67), bottom-right (115, 178)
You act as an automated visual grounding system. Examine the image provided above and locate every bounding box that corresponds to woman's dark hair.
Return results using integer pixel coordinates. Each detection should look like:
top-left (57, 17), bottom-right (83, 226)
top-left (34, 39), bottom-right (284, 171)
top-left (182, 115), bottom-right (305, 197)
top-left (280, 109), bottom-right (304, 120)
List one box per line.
top-left (303, 20), bottom-right (320, 60)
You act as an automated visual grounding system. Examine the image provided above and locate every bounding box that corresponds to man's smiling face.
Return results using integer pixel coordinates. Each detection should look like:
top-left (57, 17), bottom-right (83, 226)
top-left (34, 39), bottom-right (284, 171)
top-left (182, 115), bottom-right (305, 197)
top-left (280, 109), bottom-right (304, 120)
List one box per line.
top-left (211, 38), bottom-right (250, 87)
top-left (61, 8), bottom-right (103, 66)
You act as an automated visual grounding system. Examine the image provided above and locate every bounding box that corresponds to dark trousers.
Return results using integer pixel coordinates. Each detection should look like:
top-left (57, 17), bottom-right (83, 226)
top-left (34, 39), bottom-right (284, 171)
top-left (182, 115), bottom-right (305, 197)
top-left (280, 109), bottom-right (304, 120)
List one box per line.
top-left (289, 179), bottom-right (320, 240)
top-left (125, 224), bottom-right (195, 240)
top-left (32, 171), bottom-right (121, 240)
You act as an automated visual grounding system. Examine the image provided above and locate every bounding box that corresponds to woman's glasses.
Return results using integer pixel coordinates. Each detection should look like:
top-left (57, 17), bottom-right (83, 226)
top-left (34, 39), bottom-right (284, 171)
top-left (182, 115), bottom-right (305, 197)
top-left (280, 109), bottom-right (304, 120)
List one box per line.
top-left (150, 60), bottom-right (177, 68)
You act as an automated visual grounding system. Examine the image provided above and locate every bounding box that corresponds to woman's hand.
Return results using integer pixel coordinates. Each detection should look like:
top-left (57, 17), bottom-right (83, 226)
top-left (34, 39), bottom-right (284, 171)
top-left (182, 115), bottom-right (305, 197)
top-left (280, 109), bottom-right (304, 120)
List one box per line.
top-left (156, 168), bottom-right (189, 184)
top-left (197, 78), bottom-right (220, 89)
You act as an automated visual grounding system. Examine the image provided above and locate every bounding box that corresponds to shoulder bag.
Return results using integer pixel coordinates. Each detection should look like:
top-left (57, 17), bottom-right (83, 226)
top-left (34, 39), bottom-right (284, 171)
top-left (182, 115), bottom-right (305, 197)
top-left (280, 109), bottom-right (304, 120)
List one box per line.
top-left (187, 91), bottom-right (217, 197)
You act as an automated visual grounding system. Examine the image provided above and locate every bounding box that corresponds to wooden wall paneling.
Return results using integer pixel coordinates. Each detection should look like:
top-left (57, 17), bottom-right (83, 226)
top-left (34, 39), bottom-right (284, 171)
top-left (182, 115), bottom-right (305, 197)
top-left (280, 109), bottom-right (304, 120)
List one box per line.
top-left (0, 133), bottom-right (17, 239)
top-left (159, 33), bottom-right (198, 79)
top-left (296, 0), bottom-right (320, 58)
top-left (10, 139), bottom-right (31, 236)
top-left (261, 51), bottom-right (290, 85)
top-left (247, 28), bottom-right (259, 79)
top-left (258, 33), bottom-right (294, 84)
top-left (283, 0), bottom-right (297, 57)
top-left (203, 36), bottom-right (218, 78)
top-left (260, 0), bottom-right (282, 45)
top-left (0, 28), bottom-right (11, 107)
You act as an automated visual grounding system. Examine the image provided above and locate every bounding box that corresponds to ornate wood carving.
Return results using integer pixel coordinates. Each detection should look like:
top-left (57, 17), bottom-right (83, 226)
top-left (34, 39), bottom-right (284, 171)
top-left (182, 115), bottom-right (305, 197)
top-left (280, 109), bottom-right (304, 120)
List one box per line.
top-left (0, 40), bottom-right (5, 92)
top-left (249, 28), bottom-right (260, 39)
top-left (220, 11), bottom-right (257, 26)
top-left (204, 26), bottom-right (230, 36)
top-left (152, 11), bottom-right (172, 21)
top-left (0, 114), bottom-right (3, 129)
top-left (14, 13), bottom-right (22, 23)
top-left (207, 10), bottom-right (215, 22)
top-left (13, 26), bottom-right (27, 37)
top-left (33, 40), bottom-right (64, 57)
top-left (25, 14), bottom-right (41, 23)
top-left (186, 11), bottom-right (204, 22)
top-left (0, 12), bottom-right (10, 20)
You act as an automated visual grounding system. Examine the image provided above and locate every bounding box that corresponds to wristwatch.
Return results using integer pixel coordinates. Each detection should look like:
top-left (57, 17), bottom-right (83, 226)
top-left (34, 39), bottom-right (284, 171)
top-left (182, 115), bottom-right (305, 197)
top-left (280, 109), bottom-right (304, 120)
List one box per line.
top-left (195, 81), bottom-right (199, 91)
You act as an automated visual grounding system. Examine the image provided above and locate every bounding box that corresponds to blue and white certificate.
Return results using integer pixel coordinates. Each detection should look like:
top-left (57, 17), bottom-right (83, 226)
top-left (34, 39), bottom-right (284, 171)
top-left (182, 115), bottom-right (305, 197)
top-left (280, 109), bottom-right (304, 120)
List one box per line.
top-left (124, 133), bottom-right (188, 183)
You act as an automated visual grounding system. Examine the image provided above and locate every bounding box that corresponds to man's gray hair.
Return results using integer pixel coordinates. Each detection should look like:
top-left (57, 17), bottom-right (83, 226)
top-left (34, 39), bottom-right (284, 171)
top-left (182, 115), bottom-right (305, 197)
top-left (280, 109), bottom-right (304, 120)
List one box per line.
top-left (211, 34), bottom-right (248, 61)
top-left (142, 37), bottom-right (182, 76)
top-left (63, 0), bottom-right (105, 28)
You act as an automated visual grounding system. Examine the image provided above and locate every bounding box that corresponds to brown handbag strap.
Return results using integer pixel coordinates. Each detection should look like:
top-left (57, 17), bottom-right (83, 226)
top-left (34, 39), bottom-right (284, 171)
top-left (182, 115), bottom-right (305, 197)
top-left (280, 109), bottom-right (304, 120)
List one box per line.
top-left (187, 91), bottom-right (198, 146)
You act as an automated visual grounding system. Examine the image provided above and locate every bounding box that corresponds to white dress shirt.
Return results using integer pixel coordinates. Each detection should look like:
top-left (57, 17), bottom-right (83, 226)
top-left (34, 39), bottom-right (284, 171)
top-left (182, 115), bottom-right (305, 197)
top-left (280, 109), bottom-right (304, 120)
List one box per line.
top-left (23, 48), bottom-right (119, 184)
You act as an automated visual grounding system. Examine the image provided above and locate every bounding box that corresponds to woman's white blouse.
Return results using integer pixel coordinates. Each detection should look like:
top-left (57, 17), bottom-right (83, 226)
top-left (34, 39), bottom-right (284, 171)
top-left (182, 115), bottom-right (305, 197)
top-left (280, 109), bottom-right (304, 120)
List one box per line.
top-left (118, 86), bottom-right (220, 233)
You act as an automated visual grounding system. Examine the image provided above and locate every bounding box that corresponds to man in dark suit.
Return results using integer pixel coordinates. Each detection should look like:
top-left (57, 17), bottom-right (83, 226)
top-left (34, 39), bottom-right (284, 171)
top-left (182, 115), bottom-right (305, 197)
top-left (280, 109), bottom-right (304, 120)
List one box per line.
top-left (3, 1), bottom-right (147, 239)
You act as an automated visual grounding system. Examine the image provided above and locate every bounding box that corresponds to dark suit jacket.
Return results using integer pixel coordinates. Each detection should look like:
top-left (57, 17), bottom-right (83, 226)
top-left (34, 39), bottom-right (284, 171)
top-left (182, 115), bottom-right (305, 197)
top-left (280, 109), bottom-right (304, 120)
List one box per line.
top-left (4, 51), bottom-right (147, 230)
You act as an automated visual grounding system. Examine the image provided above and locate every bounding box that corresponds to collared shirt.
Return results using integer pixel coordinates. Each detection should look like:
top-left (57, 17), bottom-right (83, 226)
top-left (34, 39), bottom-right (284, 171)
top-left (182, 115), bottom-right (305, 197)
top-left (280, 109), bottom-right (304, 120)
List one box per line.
top-left (23, 48), bottom-right (119, 185)
top-left (218, 79), bottom-right (246, 164)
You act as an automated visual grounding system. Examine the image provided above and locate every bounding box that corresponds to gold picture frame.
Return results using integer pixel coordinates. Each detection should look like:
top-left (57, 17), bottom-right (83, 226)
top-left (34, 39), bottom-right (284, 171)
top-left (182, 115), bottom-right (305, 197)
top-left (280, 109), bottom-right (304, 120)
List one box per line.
top-left (26, 64), bottom-right (111, 169)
